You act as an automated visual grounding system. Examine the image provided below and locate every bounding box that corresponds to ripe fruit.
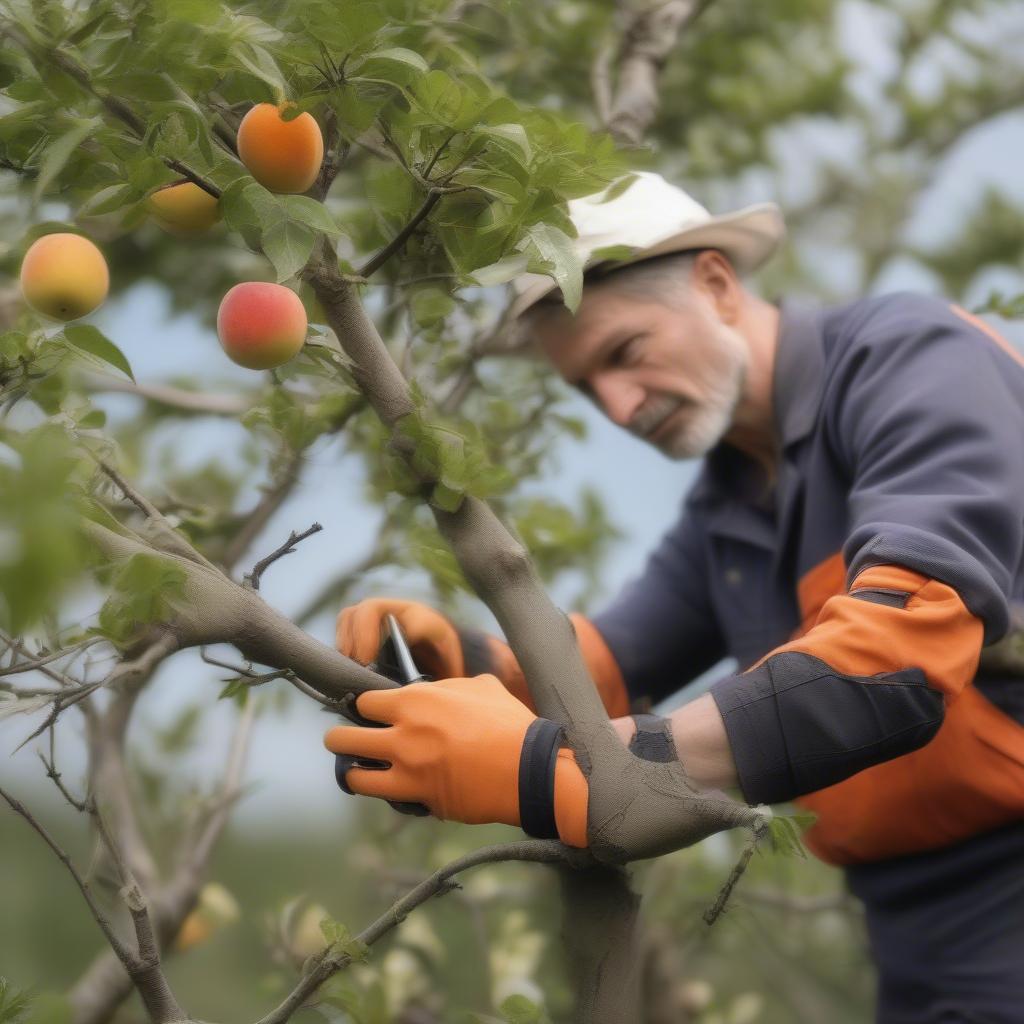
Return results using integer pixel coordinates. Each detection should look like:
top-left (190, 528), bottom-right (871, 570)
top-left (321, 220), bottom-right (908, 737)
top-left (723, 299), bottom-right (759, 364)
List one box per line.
top-left (217, 281), bottom-right (307, 369)
top-left (236, 102), bottom-right (324, 194)
top-left (19, 233), bottom-right (109, 321)
top-left (147, 180), bottom-right (221, 237)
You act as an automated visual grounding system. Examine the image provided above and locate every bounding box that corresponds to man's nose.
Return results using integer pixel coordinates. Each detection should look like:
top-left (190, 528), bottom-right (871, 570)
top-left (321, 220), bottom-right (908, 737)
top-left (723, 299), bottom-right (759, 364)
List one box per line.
top-left (591, 376), bottom-right (645, 428)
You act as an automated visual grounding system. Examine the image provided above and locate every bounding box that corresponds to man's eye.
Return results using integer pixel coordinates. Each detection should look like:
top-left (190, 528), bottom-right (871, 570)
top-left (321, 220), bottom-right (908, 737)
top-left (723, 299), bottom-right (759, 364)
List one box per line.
top-left (613, 337), bottom-right (641, 365)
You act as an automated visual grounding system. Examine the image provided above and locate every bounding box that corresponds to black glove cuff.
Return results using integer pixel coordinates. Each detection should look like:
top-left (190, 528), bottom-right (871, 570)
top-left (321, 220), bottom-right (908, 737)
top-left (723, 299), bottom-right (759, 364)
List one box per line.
top-left (518, 717), bottom-right (565, 840)
top-left (628, 713), bottom-right (679, 764)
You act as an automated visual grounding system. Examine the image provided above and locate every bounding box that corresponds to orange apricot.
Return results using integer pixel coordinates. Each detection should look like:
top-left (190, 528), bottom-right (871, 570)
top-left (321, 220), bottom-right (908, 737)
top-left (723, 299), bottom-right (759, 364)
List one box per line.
top-left (147, 180), bottom-right (221, 237)
top-left (216, 281), bottom-right (307, 369)
top-left (19, 233), bottom-right (109, 321)
top-left (236, 103), bottom-right (324, 194)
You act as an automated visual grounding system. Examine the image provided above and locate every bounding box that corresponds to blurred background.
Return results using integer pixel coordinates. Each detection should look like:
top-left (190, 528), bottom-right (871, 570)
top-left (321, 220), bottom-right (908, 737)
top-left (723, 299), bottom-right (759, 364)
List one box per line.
top-left (1, 1), bottom-right (1023, 1022)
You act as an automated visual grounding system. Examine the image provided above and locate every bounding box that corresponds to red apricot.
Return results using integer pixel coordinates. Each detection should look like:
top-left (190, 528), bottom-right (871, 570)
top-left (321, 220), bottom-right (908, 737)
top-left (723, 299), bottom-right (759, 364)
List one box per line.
top-left (216, 282), bottom-right (307, 369)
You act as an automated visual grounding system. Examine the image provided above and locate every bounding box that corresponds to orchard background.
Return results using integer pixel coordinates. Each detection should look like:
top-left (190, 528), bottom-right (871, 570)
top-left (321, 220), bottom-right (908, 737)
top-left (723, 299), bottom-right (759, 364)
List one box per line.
top-left (1, 1), bottom-right (1023, 1023)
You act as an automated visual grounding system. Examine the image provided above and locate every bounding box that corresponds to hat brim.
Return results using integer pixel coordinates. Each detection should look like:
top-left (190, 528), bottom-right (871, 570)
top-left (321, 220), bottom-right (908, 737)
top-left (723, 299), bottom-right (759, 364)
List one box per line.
top-left (507, 201), bottom-right (785, 322)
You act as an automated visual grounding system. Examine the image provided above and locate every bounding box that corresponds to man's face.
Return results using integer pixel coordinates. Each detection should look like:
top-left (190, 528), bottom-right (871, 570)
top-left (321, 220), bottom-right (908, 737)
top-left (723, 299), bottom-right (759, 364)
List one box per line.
top-left (530, 283), bottom-right (750, 461)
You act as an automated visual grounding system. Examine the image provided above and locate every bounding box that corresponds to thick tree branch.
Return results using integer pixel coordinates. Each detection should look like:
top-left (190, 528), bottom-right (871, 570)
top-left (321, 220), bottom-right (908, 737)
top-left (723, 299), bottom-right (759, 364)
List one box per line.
top-left (603, 1), bottom-right (708, 146)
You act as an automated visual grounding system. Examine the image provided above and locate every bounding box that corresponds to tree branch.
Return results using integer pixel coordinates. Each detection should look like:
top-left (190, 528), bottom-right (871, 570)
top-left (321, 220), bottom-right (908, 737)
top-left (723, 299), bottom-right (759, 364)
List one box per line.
top-left (244, 522), bottom-right (323, 591)
top-left (3, 25), bottom-right (222, 199)
top-left (0, 785), bottom-right (136, 969)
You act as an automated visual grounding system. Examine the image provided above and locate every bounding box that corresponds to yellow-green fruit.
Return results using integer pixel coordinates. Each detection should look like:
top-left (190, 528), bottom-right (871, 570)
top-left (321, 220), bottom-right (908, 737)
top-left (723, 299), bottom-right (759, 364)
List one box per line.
top-left (147, 180), bottom-right (221, 236)
top-left (19, 233), bottom-right (109, 321)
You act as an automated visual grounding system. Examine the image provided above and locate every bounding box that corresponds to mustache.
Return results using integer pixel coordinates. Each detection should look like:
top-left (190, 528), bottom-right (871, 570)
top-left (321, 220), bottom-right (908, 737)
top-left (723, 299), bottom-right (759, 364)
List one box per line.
top-left (628, 397), bottom-right (686, 437)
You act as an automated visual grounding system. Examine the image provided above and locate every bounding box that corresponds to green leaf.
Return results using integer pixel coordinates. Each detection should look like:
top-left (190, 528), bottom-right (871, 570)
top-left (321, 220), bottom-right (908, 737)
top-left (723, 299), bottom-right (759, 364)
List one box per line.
top-left (34, 118), bottom-right (102, 199)
top-left (499, 994), bottom-right (549, 1024)
top-left (62, 326), bottom-right (135, 382)
top-left (235, 43), bottom-right (286, 98)
top-left (517, 223), bottom-right (583, 313)
top-left (367, 47), bottom-right (429, 73)
top-left (77, 184), bottom-right (137, 218)
top-left (409, 287), bottom-right (455, 327)
top-left (279, 195), bottom-right (341, 236)
top-left (217, 677), bottom-right (250, 707)
top-left (473, 123), bottom-right (532, 167)
top-left (594, 173), bottom-right (639, 204)
top-left (765, 812), bottom-right (813, 859)
top-left (468, 252), bottom-right (529, 286)
top-left (262, 220), bottom-right (316, 281)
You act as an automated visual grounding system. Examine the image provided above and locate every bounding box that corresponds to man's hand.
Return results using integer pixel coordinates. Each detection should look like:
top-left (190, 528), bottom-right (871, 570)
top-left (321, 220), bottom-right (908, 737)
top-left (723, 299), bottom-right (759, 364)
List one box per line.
top-left (336, 597), bottom-right (465, 682)
top-left (324, 675), bottom-right (590, 846)
top-left (336, 598), bottom-right (631, 717)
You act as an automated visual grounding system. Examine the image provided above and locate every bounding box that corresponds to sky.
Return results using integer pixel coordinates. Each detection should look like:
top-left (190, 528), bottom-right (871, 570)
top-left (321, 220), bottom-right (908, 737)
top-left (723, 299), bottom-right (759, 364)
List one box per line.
top-left (2, 2), bottom-right (1024, 835)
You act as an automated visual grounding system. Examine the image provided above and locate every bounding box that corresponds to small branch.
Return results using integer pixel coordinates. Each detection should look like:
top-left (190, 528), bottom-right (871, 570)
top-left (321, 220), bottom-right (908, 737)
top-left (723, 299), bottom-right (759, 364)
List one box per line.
top-left (94, 458), bottom-right (223, 575)
top-left (81, 372), bottom-right (252, 416)
top-left (256, 840), bottom-right (588, 1024)
top-left (357, 190), bottom-right (444, 279)
top-left (0, 637), bottom-right (103, 675)
top-left (0, 785), bottom-right (136, 969)
top-left (40, 729), bottom-right (88, 813)
top-left (221, 450), bottom-right (305, 571)
top-left (702, 815), bottom-right (771, 926)
top-left (244, 522), bottom-right (323, 591)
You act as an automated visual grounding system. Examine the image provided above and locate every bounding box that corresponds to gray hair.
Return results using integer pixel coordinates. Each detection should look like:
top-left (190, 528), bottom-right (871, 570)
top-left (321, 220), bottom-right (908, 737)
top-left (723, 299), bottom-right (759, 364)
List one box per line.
top-left (513, 249), bottom-right (705, 353)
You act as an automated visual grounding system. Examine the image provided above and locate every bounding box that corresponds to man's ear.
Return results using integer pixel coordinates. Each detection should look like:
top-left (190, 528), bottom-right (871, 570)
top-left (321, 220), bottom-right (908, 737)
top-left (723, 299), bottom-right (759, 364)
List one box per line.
top-left (691, 250), bottom-right (741, 325)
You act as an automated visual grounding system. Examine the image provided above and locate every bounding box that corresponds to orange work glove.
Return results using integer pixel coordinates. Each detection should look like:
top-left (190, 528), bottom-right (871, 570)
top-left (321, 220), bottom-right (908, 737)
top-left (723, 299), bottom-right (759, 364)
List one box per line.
top-left (323, 675), bottom-right (591, 847)
top-left (336, 598), bottom-right (630, 718)
top-left (336, 598), bottom-right (465, 682)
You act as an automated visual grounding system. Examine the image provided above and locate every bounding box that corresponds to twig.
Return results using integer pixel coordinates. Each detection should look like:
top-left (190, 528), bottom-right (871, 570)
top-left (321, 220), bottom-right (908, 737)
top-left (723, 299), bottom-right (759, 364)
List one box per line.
top-left (0, 785), bottom-right (136, 969)
top-left (221, 449), bottom-right (305, 571)
top-left (81, 373), bottom-right (252, 416)
top-left (244, 522), bottom-right (323, 590)
top-left (256, 840), bottom-right (589, 1024)
top-left (0, 636), bottom-right (103, 675)
top-left (358, 190), bottom-right (444, 279)
top-left (702, 815), bottom-right (771, 926)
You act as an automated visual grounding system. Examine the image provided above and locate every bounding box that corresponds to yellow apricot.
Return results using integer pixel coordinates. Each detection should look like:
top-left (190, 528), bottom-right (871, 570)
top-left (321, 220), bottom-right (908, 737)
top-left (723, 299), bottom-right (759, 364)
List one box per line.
top-left (147, 180), bottom-right (221, 237)
top-left (236, 102), bottom-right (324, 194)
top-left (19, 233), bottom-right (109, 321)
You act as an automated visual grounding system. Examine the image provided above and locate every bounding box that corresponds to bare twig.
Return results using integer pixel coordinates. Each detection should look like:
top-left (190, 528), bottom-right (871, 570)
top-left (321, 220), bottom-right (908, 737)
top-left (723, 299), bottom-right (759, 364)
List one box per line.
top-left (358, 190), bottom-right (445, 279)
top-left (256, 840), bottom-right (588, 1024)
top-left (0, 785), bottom-right (136, 969)
top-left (244, 522), bottom-right (323, 591)
top-left (81, 373), bottom-right (252, 416)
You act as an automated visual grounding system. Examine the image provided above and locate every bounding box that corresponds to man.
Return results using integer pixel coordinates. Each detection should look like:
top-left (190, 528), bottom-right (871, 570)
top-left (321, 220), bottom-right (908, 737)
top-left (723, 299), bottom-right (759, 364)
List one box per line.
top-left (325, 172), bottom-right (1024, 1022)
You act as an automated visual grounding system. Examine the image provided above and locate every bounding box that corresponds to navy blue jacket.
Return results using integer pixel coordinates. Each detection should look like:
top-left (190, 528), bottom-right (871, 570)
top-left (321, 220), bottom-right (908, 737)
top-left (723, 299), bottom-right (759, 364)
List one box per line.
top-left (592, 293), bottom-right (1024, 864)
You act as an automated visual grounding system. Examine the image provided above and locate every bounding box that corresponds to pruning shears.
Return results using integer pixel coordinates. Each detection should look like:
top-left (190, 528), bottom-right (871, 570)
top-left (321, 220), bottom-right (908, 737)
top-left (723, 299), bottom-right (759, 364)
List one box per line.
top-left (333, 613), bottom-right (431, 817)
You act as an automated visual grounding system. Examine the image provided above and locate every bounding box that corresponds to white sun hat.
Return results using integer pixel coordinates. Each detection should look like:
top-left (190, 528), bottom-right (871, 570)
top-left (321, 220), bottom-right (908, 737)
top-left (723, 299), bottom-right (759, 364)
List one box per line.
top-left (507, 170), bottom-right (785, 322)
